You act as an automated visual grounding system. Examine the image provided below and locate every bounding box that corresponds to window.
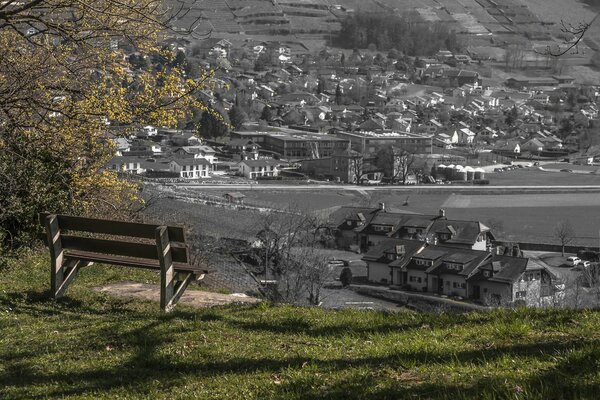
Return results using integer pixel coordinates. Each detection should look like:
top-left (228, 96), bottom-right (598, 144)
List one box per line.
top-left (516, 291), bottom-right (527, 299)
top-left (483, 271), bottom-right (491, 278)
top-left (446, 263), bottom-right (463, 271)
top-left (417, 277), bottom-right (422, 283)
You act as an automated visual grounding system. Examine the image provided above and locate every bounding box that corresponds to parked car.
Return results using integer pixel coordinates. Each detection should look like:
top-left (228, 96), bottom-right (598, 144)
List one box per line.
top-left (567, 256), bottom-right (582, 266)
top-left (571, 261), bottom-right (592, 271)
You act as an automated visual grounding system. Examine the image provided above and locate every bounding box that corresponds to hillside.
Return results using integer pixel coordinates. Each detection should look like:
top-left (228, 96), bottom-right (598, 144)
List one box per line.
top-left (2, 250), bottom-right (600, 399)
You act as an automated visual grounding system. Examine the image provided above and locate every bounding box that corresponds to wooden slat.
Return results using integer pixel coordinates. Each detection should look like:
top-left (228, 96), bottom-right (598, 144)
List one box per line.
top-left (61, 235), bottom-right (189, 264)
top-left (39, 213), bottom-right (186, 243)
top-left (64, 250), bottom-right (206, 273)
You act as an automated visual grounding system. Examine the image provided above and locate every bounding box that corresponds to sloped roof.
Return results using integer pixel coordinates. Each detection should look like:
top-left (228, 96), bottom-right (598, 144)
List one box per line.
top-left (430, 219), bottom-right (484, 245)
top-left (426, 246), bottom-right (491, 277)
top-left (469, 255), bottom-right (529, 284)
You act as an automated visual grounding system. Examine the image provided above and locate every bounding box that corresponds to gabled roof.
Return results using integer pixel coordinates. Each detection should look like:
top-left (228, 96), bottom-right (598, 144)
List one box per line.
top-left (362, 239), bottom-right (424, 263)
top-left (469, 255), bottom-right (529, 284)
top-left (430, 219), bottom-right (486, 245)
top-left (426, 246), bottom-right (491, 277)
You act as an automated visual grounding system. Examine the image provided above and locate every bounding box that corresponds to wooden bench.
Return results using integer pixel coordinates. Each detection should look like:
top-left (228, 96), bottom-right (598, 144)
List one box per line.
top-left (39, 213), bottom-right (208, 312)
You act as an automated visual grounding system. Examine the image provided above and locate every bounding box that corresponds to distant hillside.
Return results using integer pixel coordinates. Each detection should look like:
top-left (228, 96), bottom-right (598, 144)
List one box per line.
top-left (2, 251), bottom-right (600, 399)
top-left (166, 0), bottom-right (587, 56)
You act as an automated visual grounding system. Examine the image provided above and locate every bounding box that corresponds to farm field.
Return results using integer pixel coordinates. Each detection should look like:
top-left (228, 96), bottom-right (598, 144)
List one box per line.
top-left (488, 169), bottom-right (600, 186)
top-left (200, 188), bottom-right (600, 247)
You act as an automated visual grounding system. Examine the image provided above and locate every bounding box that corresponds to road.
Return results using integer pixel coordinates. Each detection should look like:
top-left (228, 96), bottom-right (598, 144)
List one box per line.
top-left (169, 183), bottom-right (600, 191)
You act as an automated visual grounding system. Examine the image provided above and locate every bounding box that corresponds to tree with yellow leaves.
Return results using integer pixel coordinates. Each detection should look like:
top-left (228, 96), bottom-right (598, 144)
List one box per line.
top-left (0, 0), bottom-right (213, 249)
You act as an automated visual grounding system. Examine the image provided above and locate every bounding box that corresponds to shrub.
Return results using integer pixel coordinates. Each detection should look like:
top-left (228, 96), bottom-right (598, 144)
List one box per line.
top-left (340, 267), bottom-right (353, 287)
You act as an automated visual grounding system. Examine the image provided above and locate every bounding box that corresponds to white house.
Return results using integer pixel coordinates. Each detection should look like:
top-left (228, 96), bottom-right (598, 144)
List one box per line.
top-left (142, 125), bottom-right (158, 136)
top-left (457, 128), bottom-right (476, 144)
top-left (169, 158), bottom-right (211, 179)
top-left (237, 159), bottom-right (281, 179)
top-left (108, 156), bottom-right (145, 174)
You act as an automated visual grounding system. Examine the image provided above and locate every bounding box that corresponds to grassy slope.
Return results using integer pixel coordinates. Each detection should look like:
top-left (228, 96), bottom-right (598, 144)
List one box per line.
top-left (1, 251), bottom-right (600, 399)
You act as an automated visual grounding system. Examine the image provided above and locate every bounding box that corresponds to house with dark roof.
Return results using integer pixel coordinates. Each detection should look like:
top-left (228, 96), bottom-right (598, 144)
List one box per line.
top-left (327, 206), bottom-right (379, 250)
top-left (425, 247), bottom-right (492, 298)
top-left (468, 255), bottom-right (557, 306)
top-left (428, 219), bottom-right (493, 251)
top-left (362, 239), bottom-right (426, 284)
top-left (391, 246), bottom-right (447, 291)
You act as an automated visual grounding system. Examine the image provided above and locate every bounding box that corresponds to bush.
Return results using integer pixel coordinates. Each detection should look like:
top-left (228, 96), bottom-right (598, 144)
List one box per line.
top-left (473, 179), bottom-right (490, 185)
top-left (339, 267), bottom-right (353, 287)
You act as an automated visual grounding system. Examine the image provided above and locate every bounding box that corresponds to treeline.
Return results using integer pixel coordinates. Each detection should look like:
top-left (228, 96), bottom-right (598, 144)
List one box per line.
top-left (334, 12), bottom-right (461, 56)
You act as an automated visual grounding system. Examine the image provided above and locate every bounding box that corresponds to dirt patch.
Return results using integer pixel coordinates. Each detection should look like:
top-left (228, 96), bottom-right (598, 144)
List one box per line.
top-left (95, 282), bottom-right (261, 308)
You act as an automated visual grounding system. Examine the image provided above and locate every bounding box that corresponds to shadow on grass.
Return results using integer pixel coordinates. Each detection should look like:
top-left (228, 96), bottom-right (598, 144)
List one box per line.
top-left (2, 288), bottom-right (600, 399)
top-left (2, 323), bottom-right (600, 400)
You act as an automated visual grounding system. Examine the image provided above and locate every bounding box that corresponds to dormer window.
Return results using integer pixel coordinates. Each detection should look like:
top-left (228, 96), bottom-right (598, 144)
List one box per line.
top-left (445, 262), bottom-right (463, 271)
top-left (414, 259), bottom-right (432, 267)
top-left (439, 233), bottom-right (451, 241)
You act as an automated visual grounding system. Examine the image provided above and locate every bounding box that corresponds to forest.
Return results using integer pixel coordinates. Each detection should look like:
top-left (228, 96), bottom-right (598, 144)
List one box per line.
top-left (333, 12), bottom-right (462, 56)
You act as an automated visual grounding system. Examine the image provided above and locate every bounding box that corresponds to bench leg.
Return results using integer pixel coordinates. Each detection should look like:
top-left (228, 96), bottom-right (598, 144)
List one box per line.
top-left (55, 259), bottom-right (83, 298)
top-left (45, 215), bottom-right (65, 299)
top-left (170, 272), bottom-right (193, 308)
top-left (156, 226), bottom-right (175, 312)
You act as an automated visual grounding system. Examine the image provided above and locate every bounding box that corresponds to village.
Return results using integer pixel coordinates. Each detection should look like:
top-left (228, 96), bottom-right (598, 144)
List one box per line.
top-left (108, 37), bottom-right (600, 185)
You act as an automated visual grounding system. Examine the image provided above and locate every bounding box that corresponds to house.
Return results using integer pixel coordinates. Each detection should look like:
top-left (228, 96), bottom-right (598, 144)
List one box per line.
top-left (173, 145), bottom-right (218, 165)
top-left (457, 128), bottom-right (476, 144)
top-left (169, 158), bottom-right (212, 179)
top-left (300, 149), bottom-right (363, 183)
top-left (363, 239), bottom-right (425, 284)
top-left (391, 246), bottom-right (447, 290)
top-left (327, 206), bottom-right (380, 250)
top-left (521, 138), bottom-right (544, 153)
top-left (124, 140), bottom-right (162, 156)
top-left (171, 131), bottom-right (202, 147)
top-left (494, 140), bottom-right (521, 155)
top-left (428, 219), bottom-right (493, 251)
top-left (227, 138), bottom-right (261, 153)
top-left (237, 159), bottom-right (281, 179)
top-left (424, 247), bottom-right (492, 297)
top-left (108, 155), bottom-right (145, 174)
top-left (468, 255), bottom-right (557, 306)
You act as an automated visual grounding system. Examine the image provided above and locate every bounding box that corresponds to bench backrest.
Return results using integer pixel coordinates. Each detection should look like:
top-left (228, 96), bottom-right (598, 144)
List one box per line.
top-left (39, 213), bottom-right (189, 264)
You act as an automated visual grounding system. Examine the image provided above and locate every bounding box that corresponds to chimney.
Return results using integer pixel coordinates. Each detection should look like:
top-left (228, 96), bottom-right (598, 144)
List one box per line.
top-left (439, 208), bottom-right (446, 218)
top-left (379, 202), bottom-right (385, 211)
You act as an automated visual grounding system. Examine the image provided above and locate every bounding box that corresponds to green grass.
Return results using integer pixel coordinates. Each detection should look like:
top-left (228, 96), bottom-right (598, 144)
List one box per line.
top-left (2, 250), bottom-right (600, 399)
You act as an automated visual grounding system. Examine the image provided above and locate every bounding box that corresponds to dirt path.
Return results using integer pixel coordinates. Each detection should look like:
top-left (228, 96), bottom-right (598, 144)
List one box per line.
top-left (95, 282), bottom-right (261, 308)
